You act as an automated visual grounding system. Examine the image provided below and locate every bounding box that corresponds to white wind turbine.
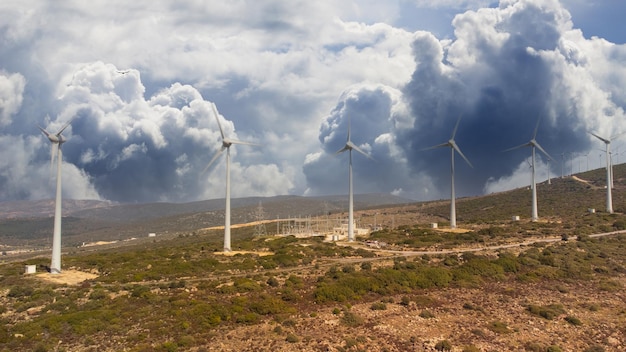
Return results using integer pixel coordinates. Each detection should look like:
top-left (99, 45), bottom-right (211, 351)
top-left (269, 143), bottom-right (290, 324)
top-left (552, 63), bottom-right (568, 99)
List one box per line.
top-left (424, 115), bottom-right (473, 229)
top-left (505, 119), bottom-right (552, 222)
top-left (589, 131), bottom-right (624, 213)
top-left (203, 103), bottom-right (258, 252)
top-left (336, 116), bottom-right (372, 242)
top-left (38, 120), bottom-right (73, 274)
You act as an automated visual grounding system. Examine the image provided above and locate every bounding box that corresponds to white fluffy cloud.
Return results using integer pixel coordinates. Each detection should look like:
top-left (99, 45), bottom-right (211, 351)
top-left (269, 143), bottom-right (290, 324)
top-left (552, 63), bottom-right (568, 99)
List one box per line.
top-left (0, 0), bottom-right (625, 203)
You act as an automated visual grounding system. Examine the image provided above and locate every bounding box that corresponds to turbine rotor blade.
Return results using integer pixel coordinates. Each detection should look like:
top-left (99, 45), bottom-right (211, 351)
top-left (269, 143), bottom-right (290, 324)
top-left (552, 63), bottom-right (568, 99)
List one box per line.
top-left (56, 119), bottom-right (73, 136)
top-left (452, 142), bottom-right (473, 168)
top-left (503, 142), bottom-right (530, 153)
top-left (38, 125), bottom-right (51, 138)
top-left (349, 142), bottom-right (373, 160)
top-left (335, 144), bottom-right (350, 155)
top-left (589, 131), bottom-right (610, 144)
top-left (421, 142), bottom-right (450, 151)
top-left (532, 117), bottom-right (542, 139)
top-left (202, 146), bottom-right (226, 173)
top-left (211, 103), bottom-right (226, 140)
top-left (451, 114), bottom-right (462, 139)
top-left (533, 141), bottom-right (552, 160)
top-left (228, 139), bottom-right (260, 147)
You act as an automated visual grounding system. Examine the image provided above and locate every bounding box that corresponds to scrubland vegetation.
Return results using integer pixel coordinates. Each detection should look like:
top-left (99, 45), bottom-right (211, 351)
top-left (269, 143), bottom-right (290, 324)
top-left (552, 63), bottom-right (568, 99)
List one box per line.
top-left (1, 167), bottom-right (626, 351)
top-left (1, 222), bottom-right (625, 351)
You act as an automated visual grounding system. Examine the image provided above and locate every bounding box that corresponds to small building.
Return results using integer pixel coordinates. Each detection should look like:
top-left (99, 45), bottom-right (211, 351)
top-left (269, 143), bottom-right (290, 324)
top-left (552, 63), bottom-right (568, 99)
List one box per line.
top-left (512, 216), bottom-right (520, 221)
top-left (148, 233), bottom-right (156, 238)
top-left (24, 265), bottom-right (36, 274)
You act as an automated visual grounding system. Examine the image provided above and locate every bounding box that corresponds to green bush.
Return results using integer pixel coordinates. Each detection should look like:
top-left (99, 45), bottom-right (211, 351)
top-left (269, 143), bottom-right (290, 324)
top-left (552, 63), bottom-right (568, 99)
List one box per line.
top-left (434, 340), bottom-right (452, 351)
top-left (370, 302), bottom-right (387, 311)
top-left (564, 316), bottom-right (582, 326)
top-left (487, 321), bottom-right (511, 334)
top-left (526, 304), bottom-right (565, 320)
top-left (341, 311), bottom-right (364, 327)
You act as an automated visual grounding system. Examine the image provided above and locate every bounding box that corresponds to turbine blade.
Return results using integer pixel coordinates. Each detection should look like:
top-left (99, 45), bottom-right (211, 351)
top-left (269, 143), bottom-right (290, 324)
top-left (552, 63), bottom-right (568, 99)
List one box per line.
top-left (347, 115), bottom-right (351, 143)
top-left (211, 103), bottom-right (226, 140)
top-left (350, 142), bottom-right (373, 160)
top-left (532, 117), bottom-right (542, 139)
top-left (56, 119), bottom-right (73, 136)
top-left (451, 114), bottom-right (462, 139)
top-left (421, 142), bottom-right (450, 151)
top-left (589, 131), bottom-right (610, 144)
top-left (38, 125), bottom-right (51, 138)
top-left (503, 142), bottom-right (530, 153)
top-left (335, 144), bottom-right (350, 155)
top-left (202, 146), bottom-right (226, 173)
top-left (533, 141), bottom-right (552, 160)
top-left (229, 139), bottom-right (260, 147)
top-left (452, 142), bottom-right (473, 168)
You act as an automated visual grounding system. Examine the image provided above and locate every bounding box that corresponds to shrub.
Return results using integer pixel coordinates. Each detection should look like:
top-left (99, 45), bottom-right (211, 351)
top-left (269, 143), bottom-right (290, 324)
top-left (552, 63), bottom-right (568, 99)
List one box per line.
top-left (434, 340), bottom-right (452, 351)
top-left (487, 321), bottom-right (511, 334)
top-left (341, 311), bottom-right (364, 327)
top-left (285, 333), bottom-right (299, 343)
top-left (564, 316), bottom-right (582, 326)
top-left (526, 304), bottom-right (565, 320)
top-left (266, 277), bottom-right (279, 287)
top-left (419, 310), bottom-right (435, 319)
top-left (547, 346), bottom-right (562, 352)
top-left (370, 302), bottom-right (387, 311)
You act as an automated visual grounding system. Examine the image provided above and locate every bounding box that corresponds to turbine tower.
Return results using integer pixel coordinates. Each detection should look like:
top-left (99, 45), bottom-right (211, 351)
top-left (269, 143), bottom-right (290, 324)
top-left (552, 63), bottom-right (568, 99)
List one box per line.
top-left (38, 120), bottom-right (72, 274)
top-left (204, 103), bottom-right (257, 252)
top-left (336, 116), bottom-right (372, 242)
top-left (589, 131), bottom-right (623, 213)
top-left (505, 119), bottom-right (552, 222)
top-left (424, 115), bottom-right (473, 229)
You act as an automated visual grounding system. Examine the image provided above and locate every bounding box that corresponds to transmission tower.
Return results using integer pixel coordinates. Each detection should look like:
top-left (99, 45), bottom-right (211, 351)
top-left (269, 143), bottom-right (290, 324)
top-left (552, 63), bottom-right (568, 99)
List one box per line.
top-left (253, 201), bottom-right (267, 237)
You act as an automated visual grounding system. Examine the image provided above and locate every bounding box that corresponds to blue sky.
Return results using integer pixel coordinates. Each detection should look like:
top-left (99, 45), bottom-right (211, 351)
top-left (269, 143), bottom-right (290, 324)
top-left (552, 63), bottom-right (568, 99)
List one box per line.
top-left (0, 0), bottom-right (625, 203)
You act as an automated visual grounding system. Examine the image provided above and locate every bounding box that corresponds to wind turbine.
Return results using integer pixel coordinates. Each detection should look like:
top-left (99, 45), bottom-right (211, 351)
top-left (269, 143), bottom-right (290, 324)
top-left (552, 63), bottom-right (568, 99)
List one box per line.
top-left (505, 119), bottom-right (552, 222)
top-left (589, 131), bottom-right (624, 213)
top-left (203, 103), bottom-right (257, 252)
top-left (38, 120), bottom-right (72, 274)
top-left (424, 115), bottom-right (473, 229)
top-left (336, 116), bottom-right (372, 242)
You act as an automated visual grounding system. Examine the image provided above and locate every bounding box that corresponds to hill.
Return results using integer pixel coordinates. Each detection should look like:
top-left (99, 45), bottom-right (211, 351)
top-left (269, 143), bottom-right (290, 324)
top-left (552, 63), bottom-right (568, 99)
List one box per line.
top-left (0, 193), bottom-right (411, 247)
top-left (0, 166), bottom-right (624, 351)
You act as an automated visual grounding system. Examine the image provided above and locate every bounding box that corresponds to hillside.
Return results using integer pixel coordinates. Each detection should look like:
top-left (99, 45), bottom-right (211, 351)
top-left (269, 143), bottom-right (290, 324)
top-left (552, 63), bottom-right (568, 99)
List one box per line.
top-left (0, 166), bottom-right (624, 351)
top-left (0, 193), bottom-right (411, 247)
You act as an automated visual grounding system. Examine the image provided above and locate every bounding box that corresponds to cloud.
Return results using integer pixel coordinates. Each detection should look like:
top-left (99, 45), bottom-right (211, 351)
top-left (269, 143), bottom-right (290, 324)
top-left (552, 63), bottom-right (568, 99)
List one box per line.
top-left (392, 0), bottom-right (626, 197)
top-left (1, 0), bottom-right (626, 205)
top-left (0, 71), bottom-right (25, 127)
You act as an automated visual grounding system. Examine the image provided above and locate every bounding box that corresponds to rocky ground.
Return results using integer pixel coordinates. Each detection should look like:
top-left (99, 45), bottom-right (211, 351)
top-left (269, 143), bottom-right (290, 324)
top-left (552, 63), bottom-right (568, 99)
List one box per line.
top-left (200, 279), bottom-right (625, 352)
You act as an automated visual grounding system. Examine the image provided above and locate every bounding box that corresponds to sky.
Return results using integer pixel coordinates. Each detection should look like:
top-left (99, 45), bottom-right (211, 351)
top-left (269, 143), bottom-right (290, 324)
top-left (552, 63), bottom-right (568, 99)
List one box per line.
top-left (1, 0), bottom-right (626, 203)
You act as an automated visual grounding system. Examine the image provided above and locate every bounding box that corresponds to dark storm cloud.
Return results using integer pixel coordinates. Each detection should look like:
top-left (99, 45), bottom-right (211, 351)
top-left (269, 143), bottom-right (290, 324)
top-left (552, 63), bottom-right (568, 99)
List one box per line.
top-left (397, 0), bottom-right (617, 196)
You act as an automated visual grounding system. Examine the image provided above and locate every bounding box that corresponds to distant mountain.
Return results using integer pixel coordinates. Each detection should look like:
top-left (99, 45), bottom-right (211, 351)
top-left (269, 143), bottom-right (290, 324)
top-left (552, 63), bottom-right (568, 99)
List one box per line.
top-left (0, 193), bottom-right (413, 246)
top-left (0, 199), bottom-right (115, 219)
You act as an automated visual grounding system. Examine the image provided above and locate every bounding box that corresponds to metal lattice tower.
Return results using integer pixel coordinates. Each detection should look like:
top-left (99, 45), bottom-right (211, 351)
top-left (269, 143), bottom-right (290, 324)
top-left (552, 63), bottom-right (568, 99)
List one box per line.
top-left (253, 201), bottom-right (267, 237)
